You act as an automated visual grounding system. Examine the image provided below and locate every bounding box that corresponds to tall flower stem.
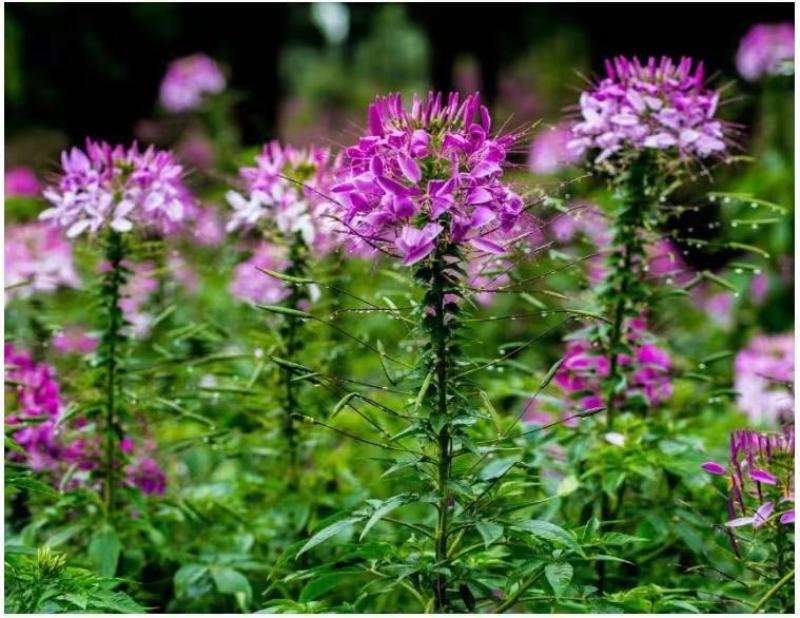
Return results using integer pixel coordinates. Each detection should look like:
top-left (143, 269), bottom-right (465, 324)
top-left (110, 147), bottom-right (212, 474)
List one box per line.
top-left (99, 230), bottom-right (128, 521)
top-left (425, 244), bottom-right (455, 612)
top-left (597, 154), bottom-right (653, 591)
top-left (279, 233), bottom-right (308, 489)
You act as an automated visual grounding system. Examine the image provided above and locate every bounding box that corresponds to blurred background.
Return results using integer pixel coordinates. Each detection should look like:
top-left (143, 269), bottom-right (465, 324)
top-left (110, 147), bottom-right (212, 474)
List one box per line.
top-left (5, 2), bottom-right (795, 147)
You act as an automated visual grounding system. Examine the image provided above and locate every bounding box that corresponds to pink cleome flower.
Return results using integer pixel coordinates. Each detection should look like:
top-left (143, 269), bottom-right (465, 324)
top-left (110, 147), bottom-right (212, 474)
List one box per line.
top-left (159, 53), bottom-right (226, 113)
top-left (5, 166), bottom-right (41, 198)
top-left (331, 91), bottom-right (526, 265)
top-left (568, 56), bottom-right (727, 164)
top-left (41, 139), bottom-right (197, 238)
top-left (736, 23), bottom-right (795, 81)
top-left (528, 123), bottom-right (581, 175)
top-left (734, 333), bottom-right (794, 425)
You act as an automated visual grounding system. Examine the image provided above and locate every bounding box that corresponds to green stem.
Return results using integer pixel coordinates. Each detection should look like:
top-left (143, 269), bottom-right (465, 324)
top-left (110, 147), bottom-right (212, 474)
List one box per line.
top-left (431, 247), bottom-right (453, 612)
top-left (101, 230), bottom-right (126, 521)
top-left (494, 567), bottom-right (544, 613)
top-left (279, 234), bottom-right (307, 488)
top-left (754, 568), bottom-right (794, 613)
top-left (597, 154), bottom-right (652, 592)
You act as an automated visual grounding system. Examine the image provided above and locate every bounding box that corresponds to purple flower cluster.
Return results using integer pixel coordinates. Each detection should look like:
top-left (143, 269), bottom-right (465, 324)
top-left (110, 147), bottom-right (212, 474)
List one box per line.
top-left (159, 54), bottom-right (226, 113)
top-left (554, 317), bottom-right (673, 416)
top-left (41, 140), bottom-right (196, 238)
top-left (5, 343), bottom-right (167, 495)
top-left (226, 141), bottom-right (343, 254)
top-left (569, 56), bottom-right (727, 164)
top-left (703, 426), bottom-right (794, 537)
top-left (331, 91), bottom-right (525, 265)
top-left (5, 223), bottom-right (81, 301)
top-left (5, 344), bottom-right (64, 472)
top-left (734, 333), bottom-right (794, 425)
top-left (5, 166), bottom-right (41, 198)
top-left (736, 23), bottom-right (795, 81)
top-left (528, 123), bottom-right (581, 175)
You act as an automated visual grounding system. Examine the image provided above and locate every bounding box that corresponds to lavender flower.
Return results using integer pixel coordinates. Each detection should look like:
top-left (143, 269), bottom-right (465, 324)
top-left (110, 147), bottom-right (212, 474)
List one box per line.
top-left (159, 53), bottom-right (226, 113)
top-left (5, 166), bottom-right (41, 198)
top-left (41, 140), bottom-right (196, 238)
top-left (226, 141), bottom-right (342, 254)
top-left (569, 56), bottom-right (727, 164)
top-left (734, 333), bottom-right (794, 425)
top-left (736, 23), bottom-right (795, 81)
top-left (703, 426), bottom-right (794, 536)
top-left (331, 91), bottom-right (526, 264)
top-left (5, 223), bottom-right (81, 300)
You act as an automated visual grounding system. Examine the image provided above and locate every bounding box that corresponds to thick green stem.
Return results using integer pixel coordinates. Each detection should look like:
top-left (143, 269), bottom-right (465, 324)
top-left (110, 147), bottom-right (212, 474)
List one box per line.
top-left (279, 234), bottom-right (307, 488)
top-left (101, 230), bottom-right (127, 521)
top-left (597, 155), bottom-right (652, 592)
top-left (430, 247), bottom-right (453, 612)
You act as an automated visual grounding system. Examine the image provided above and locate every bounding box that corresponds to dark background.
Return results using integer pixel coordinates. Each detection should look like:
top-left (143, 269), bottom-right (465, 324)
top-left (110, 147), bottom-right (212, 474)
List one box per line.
top-left (5, 2), bottom-right (794, 146)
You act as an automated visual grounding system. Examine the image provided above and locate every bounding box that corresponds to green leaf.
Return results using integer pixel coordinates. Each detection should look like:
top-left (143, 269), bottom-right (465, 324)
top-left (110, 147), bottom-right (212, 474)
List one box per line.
top-left (515, 520), bottom-right (581, 554)
top-left (7, 476), bottom-right (58, 497)
top-left (299, 570), bottom-right (363, 603)
top-left (360, 496), bottom-right (409, 540)
top-left (475, 520), bottom-right (504, 548)
top-left (545, 562), bottom-right (573, 597)
top-left (174, 564), bottom-right (208, 598)
top-left (255, 266), bottom-right (314, 284)
top-left (88, 527), bottom-right (121, 577)
top-left (556, 474), bottom-right (580, 497)
top-left (297, 517), bottom-right (362, 557)
top-left (256, 304), bottom-right (313, 319)
top-left (210, 566), bottom-right (252, 607)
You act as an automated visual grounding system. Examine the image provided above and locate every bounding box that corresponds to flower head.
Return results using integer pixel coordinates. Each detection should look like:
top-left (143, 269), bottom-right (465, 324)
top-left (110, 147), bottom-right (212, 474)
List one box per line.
top-left (331, 91), bottom-right (525, 264)
top-left (230, 243), bottom-right (291, 305)
top-left (569, 56), bottom-right (727, 164)
top-left (704, 426), bottom-right (794, 540)
top-left (554, 317), bottom-right (672, 419)
top-left (41, 140), bottom-right (197, 237)
top-left (159, 53), bottom-right (226, 113)
top-left (5, 166), bottom-right (41, 198)
top-left (226, 141), bottom-right (343, 254)
top-left (5, 223), bottom-right (81, 300)
top-left (736, 23), bottom-right (795, 81)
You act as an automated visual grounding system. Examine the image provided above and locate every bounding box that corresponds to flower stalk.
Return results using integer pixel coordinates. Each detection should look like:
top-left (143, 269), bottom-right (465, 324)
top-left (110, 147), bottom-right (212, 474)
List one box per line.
top-left (98, 230), bottom-right (128, 520)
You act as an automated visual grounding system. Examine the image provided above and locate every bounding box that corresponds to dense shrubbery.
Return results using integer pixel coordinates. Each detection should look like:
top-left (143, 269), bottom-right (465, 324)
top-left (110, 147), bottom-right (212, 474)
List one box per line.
top-left (4, 14), bottom-right (795, 614)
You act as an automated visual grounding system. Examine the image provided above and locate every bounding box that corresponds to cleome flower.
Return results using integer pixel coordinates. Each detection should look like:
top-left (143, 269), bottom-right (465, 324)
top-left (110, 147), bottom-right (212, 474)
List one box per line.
top-left (159, 53), bottom-right (226, 113)
top-left (331, 91), bottom-right (526, 265)
top-left (554, 316), bottom-right (673, 418)
top-left (41, 139), bottom-right (197, 238)
top-left (703, 425), bottom-right (794, 540)
top-left (733, 332), bottom-right (794, 426)
top-left (736, 23), bottom-right (795, 81)
top-left (226, 141), bottom-right (343, 255)
top-left (5, 223), bottom-right (81, 301)
top-left (568, 56), bottom-right (727, 164)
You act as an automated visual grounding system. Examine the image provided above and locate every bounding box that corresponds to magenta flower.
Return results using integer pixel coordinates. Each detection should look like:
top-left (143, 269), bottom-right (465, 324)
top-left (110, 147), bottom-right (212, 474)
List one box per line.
top-left (41, 139), bottom-right (197, 238)
top-left (331, 91), bottom-right (525, 264)
top-left (528, 123), bottom-right (580, 175)
top-left (734, 333), bottom-right (794, 425)
top-left (554, 317), bottom-right (672, 420)
top-left (5, 166), bottom-right (41, 198)
top-left (124, 456), bottom-right (167, 496)
top-left (226, 141), bottom-right (343, 254)
top-left (736, 23), bottom-right (795, 81)
top-left (705, 426), bottom-right (795, 541)
top-left (159, 53), bottom-right (226, 113)
top-left (569, 56), bottom-right (727, 164)
top-left (5, 223), bottom-right (81, 301)
top-left (53, 326), bottom-right (99, 355)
